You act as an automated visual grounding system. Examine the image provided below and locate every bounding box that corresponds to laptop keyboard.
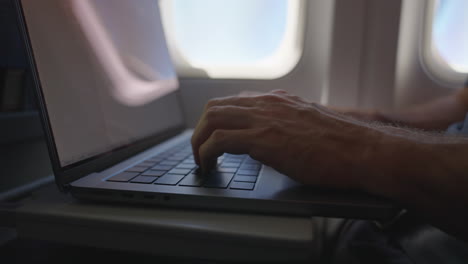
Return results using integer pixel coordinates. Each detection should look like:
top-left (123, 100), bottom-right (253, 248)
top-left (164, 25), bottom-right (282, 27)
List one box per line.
top-left (106, 141), bottom-right (261, 190)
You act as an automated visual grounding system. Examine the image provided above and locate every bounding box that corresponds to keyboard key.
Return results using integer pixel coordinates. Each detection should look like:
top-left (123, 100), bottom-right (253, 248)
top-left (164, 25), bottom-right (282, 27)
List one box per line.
top-left (107, 172), bottom-right (139, 182)
top-left (126, 166), bottom-right (150, 173)
top-left (237, 169), bottom-right (259, 176)
top-left (234, 175), bottom-right (257, 183)
top-left (224, 154), bottom-right (245, 158)
top-left (154, 153), bottom-right (171, 159)
top-left (138, 161), bottom-right (157, 167)
top-left (240, 164), bottom-right (260, 171)
top-left (146, 157), bottom-right (164, 163)
top-left (166, 156), bottom-right (186, 161)
top-left (224, 158), bottom-right (244, 163)
top-left (182, 158), bottom-right (195, 164)
top-left (216, 167), bottom-right (237, 173)
top-left (154, 174), bottom-right (185, 185)
top-left (175, 163), bottom-right (197, 170)
top-left (159, 160), bottom-right (180, 166)
top-left (173, 151), bottom-right (189, 156)
top-left (152, 165), bottom-right (174, 171)
top-left (244, 157), bottom-right (260, 164)
top-left (141, 170), bottom-right (166, 177)
top-left (130, 176), bottom-right (158, 184)
top-left (230, 182), bottom-right (255, 190)
top-left (204, 173), bottom-right (234, 188)
top-left (220, 162), bottom-right (241, 168)
top-left (168, 168), bottom-right (191, 175)
top-left (179, 173), bottom-right (205, 187)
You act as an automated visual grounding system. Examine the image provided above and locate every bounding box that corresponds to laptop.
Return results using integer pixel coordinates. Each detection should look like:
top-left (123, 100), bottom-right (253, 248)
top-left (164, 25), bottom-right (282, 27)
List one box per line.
top-left (15, 0), bottom-right (399, 220)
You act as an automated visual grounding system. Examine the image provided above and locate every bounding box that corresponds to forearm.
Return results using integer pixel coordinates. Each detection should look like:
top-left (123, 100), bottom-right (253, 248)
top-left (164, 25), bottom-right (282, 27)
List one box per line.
top-left (338, 87), bottom-right (468, 130)
top-left (364, 127), bottom-right (468, 239)
top-left (378, 91), bottom-right (468, 130)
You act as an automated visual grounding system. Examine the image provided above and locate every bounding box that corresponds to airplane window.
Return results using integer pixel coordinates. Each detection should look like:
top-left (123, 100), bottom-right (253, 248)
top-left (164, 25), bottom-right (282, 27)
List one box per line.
top-left (432, 0), bottom-right (468, 73)
top-left (423, 0), bottom-right (468, 86)
top-left (160, 0), bottom-right (305, 79)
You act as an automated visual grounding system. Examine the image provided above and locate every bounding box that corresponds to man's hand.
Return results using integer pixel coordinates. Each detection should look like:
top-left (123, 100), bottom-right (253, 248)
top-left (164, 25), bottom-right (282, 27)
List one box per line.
top-left (191, 90), bottom-right (382, 190)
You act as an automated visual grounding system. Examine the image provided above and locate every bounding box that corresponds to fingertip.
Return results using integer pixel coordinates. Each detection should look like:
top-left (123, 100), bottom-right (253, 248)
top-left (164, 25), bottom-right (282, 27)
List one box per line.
top-left (191, 147), bottom-right (199, 164)
top-left (209, 158), bottom-right (217, 169)
top-left (201, 159), bottom-right (216, 175)
top-left (200, 163), bottom-right (208, 175)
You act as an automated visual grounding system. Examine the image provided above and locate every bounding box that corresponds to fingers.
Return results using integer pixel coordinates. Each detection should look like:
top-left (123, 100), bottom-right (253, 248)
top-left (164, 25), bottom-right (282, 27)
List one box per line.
top-left (198, 129), bottom-right (262, 172)
top-left (192, 89), bottom-right (304, 168)
top-left (191, 105), bottom-right (256, 165)
top-left (193, 93), bottom-right (282, 165)
top-left (204, 91), bottom-right (291, 111)
top-left (203, 95), bottom-right (258, 110)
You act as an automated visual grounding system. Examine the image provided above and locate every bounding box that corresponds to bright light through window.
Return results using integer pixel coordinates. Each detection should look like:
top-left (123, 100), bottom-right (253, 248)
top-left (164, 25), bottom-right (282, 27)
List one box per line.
top-left (432, 0), bottom-right (468, 73)
top-left (160, 0), bottom-right (304, 79)
top-left (172, 0), bottom-right (287, 66)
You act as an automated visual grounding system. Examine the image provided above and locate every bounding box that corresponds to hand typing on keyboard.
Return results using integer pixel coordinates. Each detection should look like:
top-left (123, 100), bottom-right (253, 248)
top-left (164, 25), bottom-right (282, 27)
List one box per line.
top-left (190, 89), bottom-right (383, 191)
top-left (188, 85), bottom-right (468, 244)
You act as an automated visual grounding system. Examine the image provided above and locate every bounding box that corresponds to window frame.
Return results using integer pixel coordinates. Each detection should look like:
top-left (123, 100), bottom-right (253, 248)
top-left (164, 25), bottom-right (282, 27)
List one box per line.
top-left (159, 0), bottom-right (306, 80)
top-left (421, 0), bottom-right (468, 87)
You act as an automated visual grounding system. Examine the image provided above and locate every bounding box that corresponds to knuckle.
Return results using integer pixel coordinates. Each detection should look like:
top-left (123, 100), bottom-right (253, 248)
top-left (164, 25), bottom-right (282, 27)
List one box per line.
top-left (258, 123), bottom-right (282, 137)
top-left (204, 106), bottom-right (220, 121)
top-left (258, 107), bottom-right (279, 118)
top-left (205, 98), bottom-right (221, 109)
top-left (211, 129), bottom-right (227, 142)
top-left (258, 94), bottom-right (281, 103)
top-left (257, 95), bottom-right (287, 108)
top-left (204, 106), bottom-right (228, 125)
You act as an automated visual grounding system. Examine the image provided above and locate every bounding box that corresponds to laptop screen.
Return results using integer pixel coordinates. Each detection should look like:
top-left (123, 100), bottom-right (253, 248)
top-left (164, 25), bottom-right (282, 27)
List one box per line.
top-left (21, 0), bottom-right (185, 167)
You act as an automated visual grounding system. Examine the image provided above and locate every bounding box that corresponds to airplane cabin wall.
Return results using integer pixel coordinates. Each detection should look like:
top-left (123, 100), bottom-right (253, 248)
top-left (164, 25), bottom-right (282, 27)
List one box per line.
top-left (325, 0), bottom-right (458, 111)
top-left (325, 0), bottom-right (402, 111)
